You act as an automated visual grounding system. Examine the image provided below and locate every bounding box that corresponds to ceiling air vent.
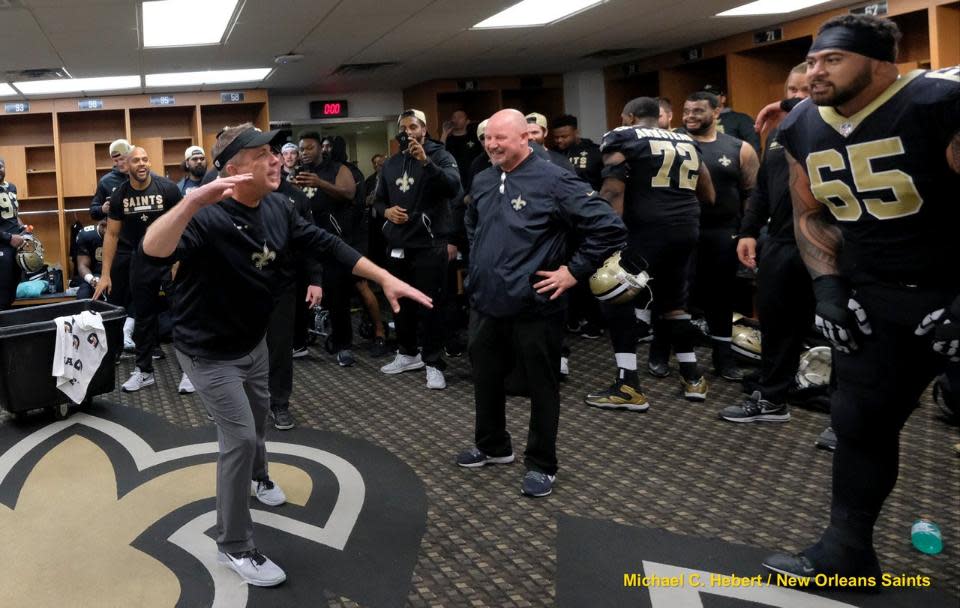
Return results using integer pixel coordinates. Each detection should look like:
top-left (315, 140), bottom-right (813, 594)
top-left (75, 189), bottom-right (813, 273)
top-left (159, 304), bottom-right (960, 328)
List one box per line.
top-left (6, 67), bottom-right (69, 81)
top-left (331, 62), bottom-right (397, 76)
top-left (580, 48), bottom-right (641, 60)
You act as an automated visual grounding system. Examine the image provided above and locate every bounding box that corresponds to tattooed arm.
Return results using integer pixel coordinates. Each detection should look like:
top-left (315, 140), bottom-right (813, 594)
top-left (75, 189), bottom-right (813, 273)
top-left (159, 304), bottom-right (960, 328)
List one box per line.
top-left (948, 130), bottom-right (960, 174)
top-left (788, 152), bottom-right (842, 279)
top-left (738, 141), bottom-right (759, 195)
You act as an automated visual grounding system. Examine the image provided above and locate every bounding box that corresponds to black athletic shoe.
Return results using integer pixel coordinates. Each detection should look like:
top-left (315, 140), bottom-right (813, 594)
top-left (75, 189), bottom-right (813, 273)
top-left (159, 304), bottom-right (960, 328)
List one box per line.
top-left (152, 347), bottom-right (166, 360)
top-left (271, 407), bottom-right (295, 431)
top-left (816, 426), bottom-right (837, 451)
top-left (647, 360), bottom-right (670, 378)
top-left (719, 391), bottom-right (790, 423)
top-left (763, 549), bottom-right (881, 589)
top-left (369, 337), bottom-right (389, 358)
top-left (444, 342), bottom-right (465, 358)
top-left (580, 323), bottom-right (603, 339)
top-left (715, 366), bottom-right (746, 382)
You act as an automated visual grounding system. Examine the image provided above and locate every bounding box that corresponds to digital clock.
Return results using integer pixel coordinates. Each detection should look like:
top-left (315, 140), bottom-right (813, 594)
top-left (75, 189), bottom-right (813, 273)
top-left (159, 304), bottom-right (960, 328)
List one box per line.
top-left (309, 99), bottom-right (349, 119)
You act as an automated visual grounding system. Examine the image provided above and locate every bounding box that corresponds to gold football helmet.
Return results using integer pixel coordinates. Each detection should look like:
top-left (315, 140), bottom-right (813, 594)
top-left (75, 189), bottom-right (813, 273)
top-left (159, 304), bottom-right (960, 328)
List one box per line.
top-left (16, 233), bottom-right (45, 274)
top-left (589, 250), bottom-right (651, 305)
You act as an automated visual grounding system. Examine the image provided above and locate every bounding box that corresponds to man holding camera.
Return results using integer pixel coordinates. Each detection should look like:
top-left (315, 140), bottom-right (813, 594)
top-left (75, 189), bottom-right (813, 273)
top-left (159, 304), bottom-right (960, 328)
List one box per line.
top-left (374, 109), bottom-right (461, 389)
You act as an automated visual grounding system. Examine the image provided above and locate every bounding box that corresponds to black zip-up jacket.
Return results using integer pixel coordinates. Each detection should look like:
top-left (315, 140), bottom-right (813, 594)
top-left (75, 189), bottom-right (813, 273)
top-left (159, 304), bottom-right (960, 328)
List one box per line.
top-left (466, 153), bottom-right (626, 318)
top-left (373, 138), bottom-right (461, 249)
top-left (562, 138), bottom-right (604, 190)
top-left (90, 167), bottom-right (128, 220)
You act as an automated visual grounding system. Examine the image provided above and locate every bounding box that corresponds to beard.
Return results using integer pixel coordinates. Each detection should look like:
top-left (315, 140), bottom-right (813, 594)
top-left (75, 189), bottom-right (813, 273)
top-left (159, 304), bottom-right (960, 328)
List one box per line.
top-left (810, 68), bottom-right (871, 106)
top-left (685, 117), bottom-right (713, 136)
top-left (189, 164), bottom-right (207, 179)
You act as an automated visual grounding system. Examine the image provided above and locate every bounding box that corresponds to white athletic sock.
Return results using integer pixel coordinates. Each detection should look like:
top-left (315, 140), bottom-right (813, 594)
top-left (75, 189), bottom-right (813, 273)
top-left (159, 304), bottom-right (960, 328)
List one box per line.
top-left (615, 352), bottom-right (638, 371)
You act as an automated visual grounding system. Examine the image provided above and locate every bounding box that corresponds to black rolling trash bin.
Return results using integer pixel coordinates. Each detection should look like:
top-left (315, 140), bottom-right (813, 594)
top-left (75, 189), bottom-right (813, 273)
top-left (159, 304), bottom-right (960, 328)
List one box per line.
top-left (0, 300), bottom-right (125, 420)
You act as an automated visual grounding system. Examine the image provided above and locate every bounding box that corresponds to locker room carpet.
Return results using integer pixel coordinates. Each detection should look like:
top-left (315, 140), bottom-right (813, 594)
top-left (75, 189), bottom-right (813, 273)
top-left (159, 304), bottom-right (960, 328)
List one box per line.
top-left (1, 332), bottom-right (957, 607)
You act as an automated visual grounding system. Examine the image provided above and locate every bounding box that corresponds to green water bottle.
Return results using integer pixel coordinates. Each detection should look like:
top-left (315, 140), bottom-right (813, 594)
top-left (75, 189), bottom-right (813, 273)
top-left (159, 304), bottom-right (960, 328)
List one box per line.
top-left (911, 518), bottom-right (943, 555)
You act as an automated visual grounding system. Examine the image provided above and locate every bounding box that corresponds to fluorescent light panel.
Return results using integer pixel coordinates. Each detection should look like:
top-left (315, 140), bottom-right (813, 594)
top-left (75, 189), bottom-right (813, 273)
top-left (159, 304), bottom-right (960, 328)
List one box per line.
top-left (14, 76), bottom-right (141, 95)
top-left (473, 0), bottom-right (605, 29)
top-left (145, 68), bottom-right (272, 87)
top-left (142, 0), bottom-right (239, 47)
top-left (717, 0), bottom-right (832, 17)
top-left (0, 83), bottom-right (17, 96)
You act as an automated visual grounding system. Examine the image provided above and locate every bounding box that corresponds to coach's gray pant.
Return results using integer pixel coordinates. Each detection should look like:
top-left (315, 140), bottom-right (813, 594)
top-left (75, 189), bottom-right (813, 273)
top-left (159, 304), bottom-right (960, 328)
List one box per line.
top-left (176, 338), bottom-right (271, 554)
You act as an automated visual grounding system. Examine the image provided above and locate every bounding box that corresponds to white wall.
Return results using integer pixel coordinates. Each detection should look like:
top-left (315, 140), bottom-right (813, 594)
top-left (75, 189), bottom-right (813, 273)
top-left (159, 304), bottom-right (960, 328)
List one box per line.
top-left (562, 69), bottom-right (607, 142)
top-left (268, 90), bottom-right (404, 123)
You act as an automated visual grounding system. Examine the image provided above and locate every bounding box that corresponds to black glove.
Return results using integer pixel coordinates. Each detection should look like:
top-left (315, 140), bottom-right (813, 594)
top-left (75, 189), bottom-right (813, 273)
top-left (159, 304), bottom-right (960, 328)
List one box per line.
top-left (812, 275), bottom-right (872, 354)
top-left (915, 296), bottom-right (960, 362)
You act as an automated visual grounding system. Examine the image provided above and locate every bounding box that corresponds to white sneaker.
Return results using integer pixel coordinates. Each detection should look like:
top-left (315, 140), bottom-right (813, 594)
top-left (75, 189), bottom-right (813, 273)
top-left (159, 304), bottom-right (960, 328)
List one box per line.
top-left (122, 368), bottom-right (155, 392)
top-left (380, 352), bottom-right (424, 374)
top-left (560, 356), bottom-right (570, 376)
top-left (426, 366), bottom-right (446, 389)
top-left (251, 479), bottom-right (286, 506)
top-left (178, 373), bottom-right (195, 394)
top-left (218, 549), bottom-right (286, 587)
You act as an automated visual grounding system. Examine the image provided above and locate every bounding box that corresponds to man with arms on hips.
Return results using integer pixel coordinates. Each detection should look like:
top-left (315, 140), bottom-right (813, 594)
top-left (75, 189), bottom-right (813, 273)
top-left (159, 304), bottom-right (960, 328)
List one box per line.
top-left (140, 123), bottom-right (431, 587)
top-left (457, 109), bottom-right (625, 498)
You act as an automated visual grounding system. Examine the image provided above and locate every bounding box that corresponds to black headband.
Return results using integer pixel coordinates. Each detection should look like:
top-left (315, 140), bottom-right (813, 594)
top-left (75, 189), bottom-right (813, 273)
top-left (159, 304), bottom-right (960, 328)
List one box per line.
top-left (809, 25), bottom-right (896, 62)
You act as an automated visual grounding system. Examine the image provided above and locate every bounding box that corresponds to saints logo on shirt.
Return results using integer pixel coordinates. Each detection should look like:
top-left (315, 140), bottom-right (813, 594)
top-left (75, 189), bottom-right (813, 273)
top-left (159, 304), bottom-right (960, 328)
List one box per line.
top-left (396, 172), bottom-right (415, 193)
top-left (252, 243), bottom-right (276, 270)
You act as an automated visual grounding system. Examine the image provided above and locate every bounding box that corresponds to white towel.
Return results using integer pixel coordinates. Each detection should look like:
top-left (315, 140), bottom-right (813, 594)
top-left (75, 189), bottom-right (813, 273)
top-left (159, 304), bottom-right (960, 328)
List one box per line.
top-left (51, 311), bottom-right (108, 404)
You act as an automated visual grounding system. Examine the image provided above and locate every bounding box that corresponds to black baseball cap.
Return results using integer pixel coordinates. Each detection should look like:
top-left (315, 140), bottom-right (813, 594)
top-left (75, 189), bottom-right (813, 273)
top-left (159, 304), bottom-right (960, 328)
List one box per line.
top-left (213, 128), bottom-right (290, 170)
top-left (702, 84), bottom-right (725, 95)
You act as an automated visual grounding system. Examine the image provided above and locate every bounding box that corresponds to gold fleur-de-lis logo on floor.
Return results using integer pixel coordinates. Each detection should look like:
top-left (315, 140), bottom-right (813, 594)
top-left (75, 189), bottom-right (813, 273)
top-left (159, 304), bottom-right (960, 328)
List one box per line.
top-left (396, 172), bottom-right (414, 193)
top-left (511, 195), bottom-right (526, 211)
top-left (252, 242), bottom-right (276, 269)
top-left (718, 155), bottom-right (732, 167)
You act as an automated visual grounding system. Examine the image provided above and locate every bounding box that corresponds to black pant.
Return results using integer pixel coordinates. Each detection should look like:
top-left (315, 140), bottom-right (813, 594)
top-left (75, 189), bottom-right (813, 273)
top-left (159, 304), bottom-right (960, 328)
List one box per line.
top-left (469, 310), bottom-right (564, 475)
top-left (387, 245), bottom-right (447, 368)
top-left (608, 226), bottom-right (698, 354)
top-left (691, 223), bottom-right (739, 340)
top-left (267, 287), bottom-right (296, 410)
top-left (293, 274), bottom-right (310, 350)
top-left (324, 261), bottom-right (354, 352)
top-left (129, 253), bottom-right (167, 373)
top-left (810, 282), bottom-right (953, 568)
top-left (756, 241), bottom-right (815, 402)
top-left (0, 243), bottom-right (20, 310)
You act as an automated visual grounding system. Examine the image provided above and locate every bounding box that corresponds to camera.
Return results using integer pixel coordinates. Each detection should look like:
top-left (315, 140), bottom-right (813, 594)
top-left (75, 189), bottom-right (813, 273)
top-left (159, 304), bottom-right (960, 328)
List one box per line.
top-left (395, 131), bottom-right (410, 151)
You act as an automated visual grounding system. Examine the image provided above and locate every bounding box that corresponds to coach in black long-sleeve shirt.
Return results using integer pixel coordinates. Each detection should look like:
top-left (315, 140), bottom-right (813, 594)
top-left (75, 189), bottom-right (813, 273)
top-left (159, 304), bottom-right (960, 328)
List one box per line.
top-left (141, 123), bottom-right (430, 587)
top-left (456, 110), bottom-right (625, 499)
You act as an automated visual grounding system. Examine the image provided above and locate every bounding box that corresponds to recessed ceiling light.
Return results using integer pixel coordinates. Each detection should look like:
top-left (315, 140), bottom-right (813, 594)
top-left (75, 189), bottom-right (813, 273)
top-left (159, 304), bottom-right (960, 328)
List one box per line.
top-left (142, 0), bottom-right (239, 48)
top-left (716, 0), bottom-right (832, 17)
top-left (473, 0), bottom-right (606, 29)
top-left (14, 76), bottom-right (141, 95)
top-left (145, 68), bottom-right (272, 87)
top-left (0, 83), bottom-right (17, 97)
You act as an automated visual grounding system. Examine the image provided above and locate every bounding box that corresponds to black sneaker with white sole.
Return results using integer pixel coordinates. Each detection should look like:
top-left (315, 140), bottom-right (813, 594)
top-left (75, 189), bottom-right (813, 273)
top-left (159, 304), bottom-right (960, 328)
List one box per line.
top-left (719, 391), bottom-right (790, 423)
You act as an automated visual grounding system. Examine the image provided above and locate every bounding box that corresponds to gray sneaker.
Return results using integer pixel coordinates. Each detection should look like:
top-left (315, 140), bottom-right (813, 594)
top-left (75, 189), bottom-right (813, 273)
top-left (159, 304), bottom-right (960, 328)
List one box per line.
top-left (380, 352), bottom-right (424, 374)
top-left (218, 549), bottom-right (286, 587)
top-left (251, 479), bottom-right (286, 506)
top-left (425, 366), bottom-right (446, 389)
top-left (122, 368), bottom-right (155, 392)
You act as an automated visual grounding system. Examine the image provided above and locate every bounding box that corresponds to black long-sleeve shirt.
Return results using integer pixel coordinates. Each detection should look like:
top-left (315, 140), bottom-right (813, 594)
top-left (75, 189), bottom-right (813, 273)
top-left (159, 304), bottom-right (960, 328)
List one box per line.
top-left (91, 168), bottom-right (128, 220)
top-left (739, 127), bottom-right (794, 243)
top-left (466, 153), bottom-right (626, 318)
top-left (143, 192), bottom-right (361, 360)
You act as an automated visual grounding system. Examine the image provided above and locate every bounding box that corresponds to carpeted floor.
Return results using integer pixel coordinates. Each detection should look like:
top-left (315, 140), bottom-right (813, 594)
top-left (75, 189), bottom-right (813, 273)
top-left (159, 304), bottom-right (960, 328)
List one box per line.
top-left (2, 327), bottom-right (958, 607)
